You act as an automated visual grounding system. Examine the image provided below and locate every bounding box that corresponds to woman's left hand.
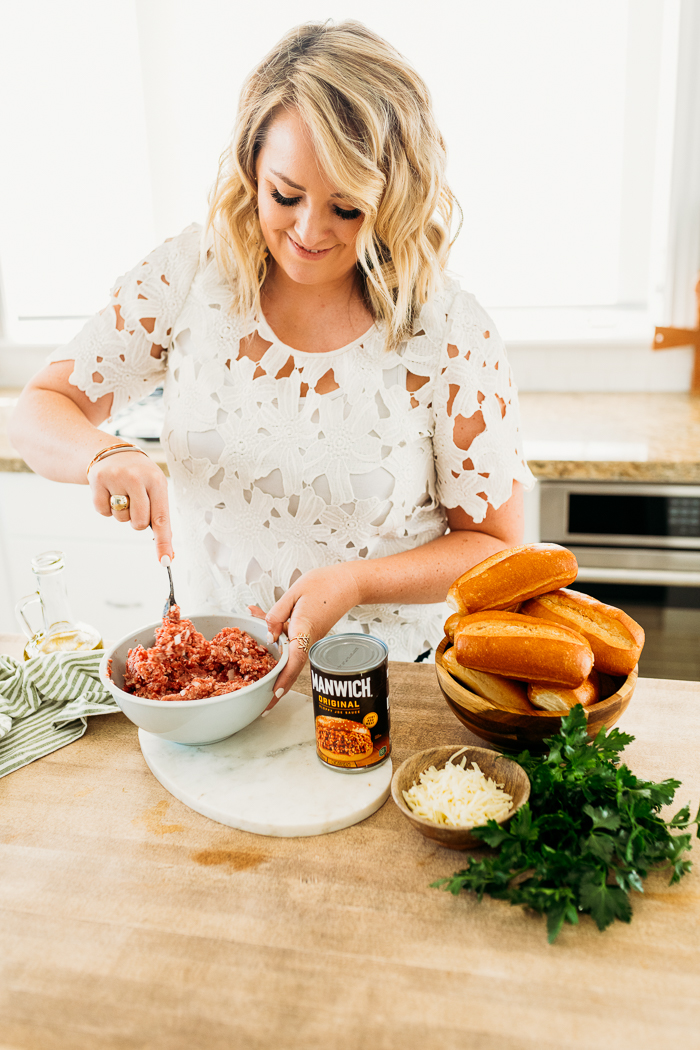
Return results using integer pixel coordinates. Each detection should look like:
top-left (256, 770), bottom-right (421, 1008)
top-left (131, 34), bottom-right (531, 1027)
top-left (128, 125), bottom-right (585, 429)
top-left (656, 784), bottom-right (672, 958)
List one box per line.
top-left (248, 481), bottom-right (526, 711)
top-left (249, 562), bottom-right (362, 710)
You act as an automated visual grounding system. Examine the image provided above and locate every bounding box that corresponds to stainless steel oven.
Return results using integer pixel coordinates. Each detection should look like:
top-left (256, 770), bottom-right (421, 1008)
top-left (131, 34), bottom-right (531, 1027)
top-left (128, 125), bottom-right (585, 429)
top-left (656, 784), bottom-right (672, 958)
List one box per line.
top-left (539, 481), bottom-right (700, 587)
top-left (538, 481), bottom-right (700, 680)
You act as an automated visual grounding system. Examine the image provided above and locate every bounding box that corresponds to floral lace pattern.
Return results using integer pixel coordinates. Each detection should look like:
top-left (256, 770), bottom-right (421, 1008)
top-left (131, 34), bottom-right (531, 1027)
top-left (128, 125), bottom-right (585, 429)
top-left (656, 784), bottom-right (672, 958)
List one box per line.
top-left (50, 225), bottom-right (535, 660)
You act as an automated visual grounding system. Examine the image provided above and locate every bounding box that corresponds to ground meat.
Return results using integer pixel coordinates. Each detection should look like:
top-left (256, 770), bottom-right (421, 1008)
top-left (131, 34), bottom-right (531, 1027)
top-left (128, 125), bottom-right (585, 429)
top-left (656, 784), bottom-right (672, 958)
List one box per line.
top-left (123, 606), bottom-right (277, 701)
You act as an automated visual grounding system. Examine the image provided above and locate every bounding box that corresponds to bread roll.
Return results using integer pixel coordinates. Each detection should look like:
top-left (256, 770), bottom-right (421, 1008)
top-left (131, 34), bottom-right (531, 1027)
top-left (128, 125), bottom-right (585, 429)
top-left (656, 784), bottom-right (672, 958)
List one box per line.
top-left (446, 544), bottom-right (578, 616)
top-left (453, 611), bottom-right (594, 688)
top-left (528, 670), bottom-right (600, 713)
top-left (444, 612), bottom-right (464, 643)
top-left (444, 606), bottom-right (521, 643)
top-left (442, 647), bottom-right (534, 713)
top-left (521, 588), bottom-right (644, 676)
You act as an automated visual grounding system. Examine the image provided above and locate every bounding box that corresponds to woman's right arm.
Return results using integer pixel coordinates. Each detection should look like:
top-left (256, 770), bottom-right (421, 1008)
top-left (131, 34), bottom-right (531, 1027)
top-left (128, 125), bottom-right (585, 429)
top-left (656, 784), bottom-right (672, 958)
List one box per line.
top-left (9, 224), bottom-right (204, 561)
top-left (9, 360), bottom-right (174, 560)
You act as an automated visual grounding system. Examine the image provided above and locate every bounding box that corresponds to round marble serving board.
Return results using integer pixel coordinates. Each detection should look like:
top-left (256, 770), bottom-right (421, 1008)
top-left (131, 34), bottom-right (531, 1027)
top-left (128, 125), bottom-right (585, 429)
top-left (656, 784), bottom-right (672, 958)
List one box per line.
top-left (138, 690), bottom-right (393, 837)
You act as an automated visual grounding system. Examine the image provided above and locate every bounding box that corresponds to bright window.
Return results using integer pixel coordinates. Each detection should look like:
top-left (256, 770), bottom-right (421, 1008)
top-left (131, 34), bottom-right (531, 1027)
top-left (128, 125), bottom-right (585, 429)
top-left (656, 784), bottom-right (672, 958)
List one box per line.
top-left (0, 0), bottom-right (696, 348)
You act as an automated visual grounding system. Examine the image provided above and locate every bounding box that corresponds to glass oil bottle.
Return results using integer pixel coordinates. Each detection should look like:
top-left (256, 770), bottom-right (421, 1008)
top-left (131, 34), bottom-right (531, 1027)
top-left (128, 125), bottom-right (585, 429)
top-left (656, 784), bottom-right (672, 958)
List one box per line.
top-left (16, 550), bottom-right (103, 660)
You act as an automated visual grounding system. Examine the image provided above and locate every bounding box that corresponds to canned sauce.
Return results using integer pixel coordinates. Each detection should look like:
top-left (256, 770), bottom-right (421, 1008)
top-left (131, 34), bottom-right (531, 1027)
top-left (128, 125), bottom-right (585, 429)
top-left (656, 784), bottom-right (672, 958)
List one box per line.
top-left (309, 634), bottom-right (391, 772)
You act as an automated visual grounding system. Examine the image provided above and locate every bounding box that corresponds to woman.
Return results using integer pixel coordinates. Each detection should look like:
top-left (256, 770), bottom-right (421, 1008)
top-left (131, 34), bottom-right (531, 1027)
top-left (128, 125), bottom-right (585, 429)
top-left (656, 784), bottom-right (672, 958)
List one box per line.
top-left (10, 21), bottom-right (534, 701)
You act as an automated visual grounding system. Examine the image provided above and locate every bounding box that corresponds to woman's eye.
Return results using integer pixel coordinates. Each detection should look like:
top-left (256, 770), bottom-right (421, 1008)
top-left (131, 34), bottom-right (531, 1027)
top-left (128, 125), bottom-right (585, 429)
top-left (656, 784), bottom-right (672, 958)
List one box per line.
top-left (270, 187), bottom-right (361, 220)
top-left (271, 188), bottom-right (301, 207)
top-left (334, 205), bottom-right (362, 221)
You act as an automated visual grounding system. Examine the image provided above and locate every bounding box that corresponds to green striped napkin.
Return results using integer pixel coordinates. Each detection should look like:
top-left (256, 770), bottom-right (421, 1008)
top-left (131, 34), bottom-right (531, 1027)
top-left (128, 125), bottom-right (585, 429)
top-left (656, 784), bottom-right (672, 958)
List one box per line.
top-left (0, 650), bottom-right (119, 778)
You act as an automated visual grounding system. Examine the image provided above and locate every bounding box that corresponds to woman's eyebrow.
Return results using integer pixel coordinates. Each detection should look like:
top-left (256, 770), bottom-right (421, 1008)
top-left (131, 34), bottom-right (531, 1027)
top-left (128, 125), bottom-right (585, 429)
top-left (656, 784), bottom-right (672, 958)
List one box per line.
top-left (269, 169), bottom-right (345, 199)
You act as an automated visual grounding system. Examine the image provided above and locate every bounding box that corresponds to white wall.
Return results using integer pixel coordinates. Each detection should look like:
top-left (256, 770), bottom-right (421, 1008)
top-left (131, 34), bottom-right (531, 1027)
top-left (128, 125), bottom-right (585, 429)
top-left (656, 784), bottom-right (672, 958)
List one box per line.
top-left (507, 342), bottom-right (694, 392)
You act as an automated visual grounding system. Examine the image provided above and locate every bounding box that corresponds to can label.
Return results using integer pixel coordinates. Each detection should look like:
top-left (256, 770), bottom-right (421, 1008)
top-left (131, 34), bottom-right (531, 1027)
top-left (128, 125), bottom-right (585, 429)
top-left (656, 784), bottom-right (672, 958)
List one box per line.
top-left (310, 636), bottom-right (391, 772)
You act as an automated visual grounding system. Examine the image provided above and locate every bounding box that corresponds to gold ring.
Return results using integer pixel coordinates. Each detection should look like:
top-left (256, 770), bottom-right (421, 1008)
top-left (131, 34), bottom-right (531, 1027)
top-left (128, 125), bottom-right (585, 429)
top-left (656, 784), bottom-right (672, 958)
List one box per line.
top-left (110, 494), bottom-right (130, 511)
top-left (289, 633), bottom-right (311, 653)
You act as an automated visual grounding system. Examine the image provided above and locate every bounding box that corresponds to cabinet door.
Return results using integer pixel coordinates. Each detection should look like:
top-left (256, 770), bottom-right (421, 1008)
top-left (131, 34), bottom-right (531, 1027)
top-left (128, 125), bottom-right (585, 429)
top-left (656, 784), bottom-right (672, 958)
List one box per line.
top-left (0, 516), bottom-right (13, 630)
top-left (6, 535), bottom-right (164, 641)
top-left (0, 473), bottom-right (167, 639)
top-left (0, 471), bottom-right (145, 541)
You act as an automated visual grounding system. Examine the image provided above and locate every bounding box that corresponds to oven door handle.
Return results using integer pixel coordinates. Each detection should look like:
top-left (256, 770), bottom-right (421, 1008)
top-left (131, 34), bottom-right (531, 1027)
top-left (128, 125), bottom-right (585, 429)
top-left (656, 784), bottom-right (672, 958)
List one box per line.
top-left (576, 566), bottom-right (700, 587)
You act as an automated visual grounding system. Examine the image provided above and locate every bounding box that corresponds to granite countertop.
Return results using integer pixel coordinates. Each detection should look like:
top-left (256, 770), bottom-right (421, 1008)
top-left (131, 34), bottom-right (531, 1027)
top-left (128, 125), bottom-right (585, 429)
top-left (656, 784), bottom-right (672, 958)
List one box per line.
top-left (520, 392), bottom-right (700, 483)
top-left (2, 388), bottom-right (699, 483)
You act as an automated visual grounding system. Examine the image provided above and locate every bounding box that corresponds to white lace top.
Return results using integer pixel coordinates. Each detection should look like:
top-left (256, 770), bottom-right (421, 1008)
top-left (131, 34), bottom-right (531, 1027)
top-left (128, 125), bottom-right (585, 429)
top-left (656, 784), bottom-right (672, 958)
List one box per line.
top-left (51, 224), bottom-right (535, 660)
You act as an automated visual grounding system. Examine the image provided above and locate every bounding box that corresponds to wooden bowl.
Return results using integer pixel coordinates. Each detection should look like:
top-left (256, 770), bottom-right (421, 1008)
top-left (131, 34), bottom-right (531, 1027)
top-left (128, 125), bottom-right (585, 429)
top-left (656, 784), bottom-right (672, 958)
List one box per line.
top-left (391, 745), bottom-right (531, 850)
top-left (435, 636), bottom-right (637, 753)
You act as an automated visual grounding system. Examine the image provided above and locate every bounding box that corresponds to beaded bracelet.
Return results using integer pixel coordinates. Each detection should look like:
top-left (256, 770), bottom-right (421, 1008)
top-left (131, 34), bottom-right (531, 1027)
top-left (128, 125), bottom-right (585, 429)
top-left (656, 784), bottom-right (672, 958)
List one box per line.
top-left (85, 442), bottom-right (149, 480)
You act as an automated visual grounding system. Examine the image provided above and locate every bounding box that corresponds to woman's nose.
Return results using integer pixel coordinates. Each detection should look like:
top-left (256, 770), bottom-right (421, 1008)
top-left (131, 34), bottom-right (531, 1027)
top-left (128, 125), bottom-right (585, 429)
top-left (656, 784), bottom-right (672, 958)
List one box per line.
top-left (293, 204), bottom-right (329, 248)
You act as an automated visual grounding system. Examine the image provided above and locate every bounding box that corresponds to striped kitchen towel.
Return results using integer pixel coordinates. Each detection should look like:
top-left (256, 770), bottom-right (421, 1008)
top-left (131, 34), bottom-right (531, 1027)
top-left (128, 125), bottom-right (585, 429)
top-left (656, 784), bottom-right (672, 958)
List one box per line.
top-left (0, 650), bottom-right (119, 778)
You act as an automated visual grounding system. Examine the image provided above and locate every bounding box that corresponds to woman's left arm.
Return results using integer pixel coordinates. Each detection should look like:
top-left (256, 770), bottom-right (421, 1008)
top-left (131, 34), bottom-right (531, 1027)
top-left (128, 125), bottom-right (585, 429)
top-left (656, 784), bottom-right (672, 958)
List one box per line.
top-left (256, 480), bottom-right (522, 702)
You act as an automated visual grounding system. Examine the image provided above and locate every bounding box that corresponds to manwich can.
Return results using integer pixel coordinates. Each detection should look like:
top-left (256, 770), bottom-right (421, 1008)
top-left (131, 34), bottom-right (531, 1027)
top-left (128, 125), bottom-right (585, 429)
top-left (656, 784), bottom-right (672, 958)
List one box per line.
top-left (309, 634), bottom-right (391, 773)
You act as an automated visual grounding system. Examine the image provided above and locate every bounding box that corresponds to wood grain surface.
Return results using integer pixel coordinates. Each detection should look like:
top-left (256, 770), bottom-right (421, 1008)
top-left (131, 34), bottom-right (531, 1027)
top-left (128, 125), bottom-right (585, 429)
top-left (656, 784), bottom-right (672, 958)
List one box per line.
top-left (1, 638), bottom-right (699, 1050)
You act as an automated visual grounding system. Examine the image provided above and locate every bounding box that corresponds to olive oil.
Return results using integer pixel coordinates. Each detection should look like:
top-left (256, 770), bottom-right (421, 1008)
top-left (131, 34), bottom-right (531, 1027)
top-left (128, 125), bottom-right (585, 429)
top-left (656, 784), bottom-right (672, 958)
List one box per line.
top-left (23, 626), bottom-right (103, 661)
top-left (16, 551), bottom-right (103, 661)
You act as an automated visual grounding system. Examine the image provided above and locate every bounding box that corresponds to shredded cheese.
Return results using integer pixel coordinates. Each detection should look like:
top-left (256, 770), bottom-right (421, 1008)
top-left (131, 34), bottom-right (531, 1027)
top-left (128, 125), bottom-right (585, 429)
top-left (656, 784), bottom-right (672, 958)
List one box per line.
top-left (402, 747), bottom-right (514, 828)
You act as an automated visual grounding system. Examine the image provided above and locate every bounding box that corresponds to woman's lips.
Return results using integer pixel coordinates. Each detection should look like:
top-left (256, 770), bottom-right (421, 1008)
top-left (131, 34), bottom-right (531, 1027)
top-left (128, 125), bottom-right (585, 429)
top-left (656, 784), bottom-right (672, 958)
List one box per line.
top-left (287, 235), bottom-right (334, 260)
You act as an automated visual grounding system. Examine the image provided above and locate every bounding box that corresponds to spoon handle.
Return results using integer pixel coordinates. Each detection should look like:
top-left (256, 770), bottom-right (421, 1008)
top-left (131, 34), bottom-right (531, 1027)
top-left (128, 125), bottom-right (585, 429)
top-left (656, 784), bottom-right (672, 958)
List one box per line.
top-left (160, 555), bottom-right (177, 618)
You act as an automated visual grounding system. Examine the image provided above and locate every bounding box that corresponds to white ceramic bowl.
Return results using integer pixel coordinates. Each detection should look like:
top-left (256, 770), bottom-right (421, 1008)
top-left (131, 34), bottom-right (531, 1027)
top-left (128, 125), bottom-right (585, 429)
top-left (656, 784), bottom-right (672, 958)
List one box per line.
top-left (99, 614), bottom-right (288, 745)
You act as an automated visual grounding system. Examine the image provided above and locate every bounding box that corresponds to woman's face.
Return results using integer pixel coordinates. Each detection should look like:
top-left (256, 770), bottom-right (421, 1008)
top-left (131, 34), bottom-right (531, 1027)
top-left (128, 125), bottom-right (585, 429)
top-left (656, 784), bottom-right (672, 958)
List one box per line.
top-left (255, 109), bottom-right (364, 289)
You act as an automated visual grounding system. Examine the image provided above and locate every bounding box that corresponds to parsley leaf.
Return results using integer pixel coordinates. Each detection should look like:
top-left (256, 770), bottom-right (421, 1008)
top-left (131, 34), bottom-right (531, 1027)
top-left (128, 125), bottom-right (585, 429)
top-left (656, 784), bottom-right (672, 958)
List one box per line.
top-left (579, 871), bottom-right (632, 930)
top-left (431, 705), bottom-right (699, 941)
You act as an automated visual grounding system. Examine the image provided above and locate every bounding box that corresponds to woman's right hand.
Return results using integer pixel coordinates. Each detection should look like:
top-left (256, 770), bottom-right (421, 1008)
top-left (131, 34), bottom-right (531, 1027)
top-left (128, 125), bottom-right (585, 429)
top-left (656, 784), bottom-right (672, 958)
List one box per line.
top-left (10, 362), bottom-right (173, 563)
top-left (88, 450), bottom-right (174, 562)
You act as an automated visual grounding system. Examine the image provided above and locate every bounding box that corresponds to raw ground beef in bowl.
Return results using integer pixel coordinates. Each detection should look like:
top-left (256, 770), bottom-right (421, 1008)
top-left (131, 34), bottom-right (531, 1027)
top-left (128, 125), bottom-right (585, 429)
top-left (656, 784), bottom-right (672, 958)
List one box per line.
top-left (124, 606), bottom-right (278, 702)
top-left (99, 612), bottom-right (288, 745)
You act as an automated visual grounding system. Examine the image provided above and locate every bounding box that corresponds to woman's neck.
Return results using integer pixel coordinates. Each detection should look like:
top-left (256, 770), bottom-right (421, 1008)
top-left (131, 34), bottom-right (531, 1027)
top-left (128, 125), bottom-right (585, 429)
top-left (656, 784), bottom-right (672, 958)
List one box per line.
top-left (260, 263), bottom-right (373, 353)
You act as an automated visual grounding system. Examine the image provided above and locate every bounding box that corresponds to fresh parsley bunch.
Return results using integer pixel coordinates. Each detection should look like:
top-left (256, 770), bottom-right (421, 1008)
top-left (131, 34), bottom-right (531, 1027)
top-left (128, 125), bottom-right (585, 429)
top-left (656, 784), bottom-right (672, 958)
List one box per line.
top-left (432, 705), bottom-right (699, 942)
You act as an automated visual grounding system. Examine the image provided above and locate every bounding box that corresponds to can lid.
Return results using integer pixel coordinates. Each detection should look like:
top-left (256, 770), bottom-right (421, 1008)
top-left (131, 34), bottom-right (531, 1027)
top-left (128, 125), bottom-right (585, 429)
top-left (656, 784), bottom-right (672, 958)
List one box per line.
top-left (310, 634), bottom-right (388, 674)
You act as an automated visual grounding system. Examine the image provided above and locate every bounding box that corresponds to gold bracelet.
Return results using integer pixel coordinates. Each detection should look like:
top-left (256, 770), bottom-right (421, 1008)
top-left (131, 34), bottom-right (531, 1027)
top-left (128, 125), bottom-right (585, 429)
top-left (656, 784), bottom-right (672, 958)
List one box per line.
top-left (85, 442), bottom-right (148, 480)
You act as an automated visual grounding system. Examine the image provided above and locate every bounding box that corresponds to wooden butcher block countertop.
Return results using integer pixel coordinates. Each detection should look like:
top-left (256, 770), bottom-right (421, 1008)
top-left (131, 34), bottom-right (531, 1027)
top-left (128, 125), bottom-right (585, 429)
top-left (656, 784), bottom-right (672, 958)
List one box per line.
top-left (1, 632), bottom-right (699, 1050)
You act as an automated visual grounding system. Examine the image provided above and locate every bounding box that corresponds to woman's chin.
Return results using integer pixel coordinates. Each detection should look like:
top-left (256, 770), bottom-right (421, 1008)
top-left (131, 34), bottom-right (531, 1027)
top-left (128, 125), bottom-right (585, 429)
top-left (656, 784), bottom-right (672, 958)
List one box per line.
top-left (268, 247), bottom-right (353, 288)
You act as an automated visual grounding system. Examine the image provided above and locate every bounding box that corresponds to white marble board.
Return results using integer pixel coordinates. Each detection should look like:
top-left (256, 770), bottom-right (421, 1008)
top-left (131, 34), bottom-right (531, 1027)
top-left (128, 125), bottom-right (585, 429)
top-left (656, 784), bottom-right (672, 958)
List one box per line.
top-left (138, 689), bottom-right (393, 837)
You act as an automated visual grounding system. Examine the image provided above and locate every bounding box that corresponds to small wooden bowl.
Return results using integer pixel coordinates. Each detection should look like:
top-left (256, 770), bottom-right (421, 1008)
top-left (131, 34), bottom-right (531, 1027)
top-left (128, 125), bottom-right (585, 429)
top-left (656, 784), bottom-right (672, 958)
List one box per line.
top-left (435, 636), bottom-right (637, 753)
top-left (391, 745), bottom-right (531, 850)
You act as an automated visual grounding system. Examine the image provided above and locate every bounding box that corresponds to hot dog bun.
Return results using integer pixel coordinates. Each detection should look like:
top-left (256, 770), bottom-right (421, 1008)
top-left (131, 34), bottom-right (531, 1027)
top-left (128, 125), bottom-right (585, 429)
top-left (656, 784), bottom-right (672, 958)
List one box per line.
top-left (528, 671), bottom-right (600, 712)
top-left (441, 647), bottom-right (535, 713)
top-left (444, 606), bottom-right (521, 643)
top-left (444, 613), bottom-right (464, 643)
top-left (446, 544), bottom-right (578, 616)
top-left (521, 588), bottom-right (644, 676)
top-left (453, 611), bottom-right (594, 688)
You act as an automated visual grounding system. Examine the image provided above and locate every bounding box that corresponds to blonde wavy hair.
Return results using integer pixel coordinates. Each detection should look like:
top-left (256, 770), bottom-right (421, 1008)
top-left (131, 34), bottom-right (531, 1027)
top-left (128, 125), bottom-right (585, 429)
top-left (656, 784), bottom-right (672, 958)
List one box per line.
top-left (207, 20), bottom-right (459, 350)
top-left (206, 20), bottom-right (459, 351)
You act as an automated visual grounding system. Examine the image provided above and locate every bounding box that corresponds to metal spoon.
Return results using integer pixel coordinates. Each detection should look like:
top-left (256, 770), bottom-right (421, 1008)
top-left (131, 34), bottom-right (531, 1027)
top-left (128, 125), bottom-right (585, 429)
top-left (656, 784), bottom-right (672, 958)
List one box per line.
top-left (160, 555), bottom-right (177, 618)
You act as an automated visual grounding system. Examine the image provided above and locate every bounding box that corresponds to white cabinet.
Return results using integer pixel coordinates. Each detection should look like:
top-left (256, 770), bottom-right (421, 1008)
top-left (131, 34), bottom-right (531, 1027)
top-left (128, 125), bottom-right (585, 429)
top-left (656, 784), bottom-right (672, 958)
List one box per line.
top-left (0, 473), bottom-right (168, 640)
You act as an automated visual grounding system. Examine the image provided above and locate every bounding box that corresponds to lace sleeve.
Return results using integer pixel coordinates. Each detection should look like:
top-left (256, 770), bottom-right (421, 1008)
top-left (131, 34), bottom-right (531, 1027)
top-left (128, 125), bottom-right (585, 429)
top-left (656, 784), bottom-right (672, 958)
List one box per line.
top-left (47, 223), bottom-right (202, 416)
top-left (432, 287), bottom-right (535, 524)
